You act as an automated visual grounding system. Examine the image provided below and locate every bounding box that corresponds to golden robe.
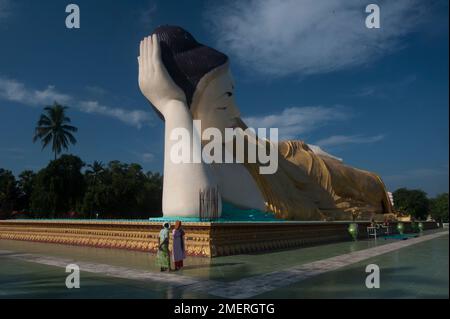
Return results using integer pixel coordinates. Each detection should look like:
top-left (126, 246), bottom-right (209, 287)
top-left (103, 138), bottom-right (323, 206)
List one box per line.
top-left (245, 140), bottom-right (393, 221)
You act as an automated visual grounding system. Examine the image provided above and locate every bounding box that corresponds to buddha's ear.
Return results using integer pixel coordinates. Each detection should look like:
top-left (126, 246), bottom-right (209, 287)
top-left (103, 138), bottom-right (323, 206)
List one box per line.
top-left (190, 63), bottom-right (231, 117)
top-left (190, 85), bottom-right (206, 120)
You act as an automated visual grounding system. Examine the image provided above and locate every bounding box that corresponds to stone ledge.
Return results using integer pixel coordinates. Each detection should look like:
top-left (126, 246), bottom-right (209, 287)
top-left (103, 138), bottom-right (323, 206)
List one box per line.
top-left (0, 220), bottom-right (439, 257)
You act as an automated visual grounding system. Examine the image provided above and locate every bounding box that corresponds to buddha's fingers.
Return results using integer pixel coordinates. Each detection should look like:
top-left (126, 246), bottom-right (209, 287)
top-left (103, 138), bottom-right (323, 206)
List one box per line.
top-left (146, 36), bottom-right (154, 75)
top-left (138, 56), bottom-right (142, 86)
top-left (139, 40), bottom-right (143, 68)
top-left (142, 39), bottom-right (148, 75)
top-left (152, 34), bottom-right (161, 69)
top-left (138, 40), bottom-right (145, 86)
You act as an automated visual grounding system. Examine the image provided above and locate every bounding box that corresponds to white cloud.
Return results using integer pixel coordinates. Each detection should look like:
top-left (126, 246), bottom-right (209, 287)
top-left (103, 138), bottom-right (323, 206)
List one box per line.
top-left (142, 153), bottom-right (155, 163)
top-left (130, 151), bottom-right (155, 164)
top-left (351, 74), bottom-right (417, 98)
top-left (0, 0), bottom-right (11, 20)
top-left (353, 87), bottom-right (378, 97)
top-left (78, 101), bottom-right (152, 129)
top-left (244, 106), bottom-right (350, 139)
top-left (205, 0), bottom-right (429, 76)
top-left (0, 76), bottom-right (152, 129)
top-left (0, 78), bottom-right (71, 106)
top-left (139, 1), bottom-right (157, 27)
top-left (315, 134), bottom-right (385, 147)
top-left (85, 85), bottom-right (108, 96)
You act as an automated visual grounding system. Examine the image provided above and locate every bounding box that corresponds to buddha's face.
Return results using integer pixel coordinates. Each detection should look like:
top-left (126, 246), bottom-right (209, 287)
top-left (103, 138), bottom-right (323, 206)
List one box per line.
top-left (191, 66), bottom-right (242, 137)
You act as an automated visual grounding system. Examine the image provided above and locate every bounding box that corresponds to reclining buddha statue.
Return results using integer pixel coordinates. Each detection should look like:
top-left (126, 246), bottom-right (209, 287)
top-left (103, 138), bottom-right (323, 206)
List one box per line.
top-left (138, 25), bottom-right (393, 221)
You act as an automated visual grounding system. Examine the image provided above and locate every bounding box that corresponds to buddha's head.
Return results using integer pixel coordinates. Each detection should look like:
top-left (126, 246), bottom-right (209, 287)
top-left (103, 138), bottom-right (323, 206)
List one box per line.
top-left (152, 26), bottom-right (244, 135)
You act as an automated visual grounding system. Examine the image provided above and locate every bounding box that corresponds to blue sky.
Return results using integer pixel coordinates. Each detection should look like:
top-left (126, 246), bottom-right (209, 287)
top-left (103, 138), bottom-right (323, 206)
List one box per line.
top-left (0, 0), bottom-right (448, 196)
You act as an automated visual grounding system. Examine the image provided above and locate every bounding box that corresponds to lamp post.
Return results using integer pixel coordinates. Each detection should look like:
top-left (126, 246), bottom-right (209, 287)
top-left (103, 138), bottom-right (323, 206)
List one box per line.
top-left (348, 223), bottom-right (358, 241)
top-left (397, 222), bottom-right (404, 235)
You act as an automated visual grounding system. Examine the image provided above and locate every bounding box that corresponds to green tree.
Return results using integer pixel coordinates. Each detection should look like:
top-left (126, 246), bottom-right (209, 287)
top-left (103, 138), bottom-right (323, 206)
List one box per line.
top-left (86, 161), bottom-right (105, 178)
top-left (429, 193), bottom-right (449, 223)
top-left (33, 102), bottom-right (78, 160)
top-left (81, 161), bottom-right (162, 219)
top-left (393, 188), bottom-right (429, 220)
top-left (2, 159), bottom-right (163, 219)
top-left (140, 171), bottom-right (163, 215)
top-left (82, 161), bottom-right (107, 218)
top-left (30, 155), bottom-right (85, 217)
top-left (16, 170), bottom-right (36, 213)
top-left (103, 161), bottom-right (147, 217)
top-left (0, 169), bottom-right (18, 219)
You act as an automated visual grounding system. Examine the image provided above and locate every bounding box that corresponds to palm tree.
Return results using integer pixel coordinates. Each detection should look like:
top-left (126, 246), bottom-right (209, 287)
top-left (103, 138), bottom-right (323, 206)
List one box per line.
top-left (86, 161), bottom-right (105, 183)
top-left (86, 161), bottom-right (105, 175)
top-left (33, 102), bottom-right (78, 160)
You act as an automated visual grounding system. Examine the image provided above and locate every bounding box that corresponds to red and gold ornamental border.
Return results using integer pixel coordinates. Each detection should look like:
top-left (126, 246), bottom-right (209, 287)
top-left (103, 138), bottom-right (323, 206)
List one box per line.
top-left (0, 220), bottom-right (438, 257)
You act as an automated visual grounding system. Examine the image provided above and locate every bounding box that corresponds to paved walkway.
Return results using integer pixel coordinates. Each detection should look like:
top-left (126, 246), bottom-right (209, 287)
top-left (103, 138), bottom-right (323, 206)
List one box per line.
top-left (1, 231), bottom-right (447, 298)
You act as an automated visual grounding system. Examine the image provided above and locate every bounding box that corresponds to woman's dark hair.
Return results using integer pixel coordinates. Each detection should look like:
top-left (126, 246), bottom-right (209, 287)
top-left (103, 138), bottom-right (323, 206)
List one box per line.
top-left (152, 25), bottom-right (229, 108)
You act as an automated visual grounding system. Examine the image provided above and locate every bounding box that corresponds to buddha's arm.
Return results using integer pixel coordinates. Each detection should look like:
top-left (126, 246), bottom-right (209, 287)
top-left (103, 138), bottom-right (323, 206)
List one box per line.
top-left (138, 35), bottom-right (220, 217)
top-left (162, 100), bottom-right (221, 217)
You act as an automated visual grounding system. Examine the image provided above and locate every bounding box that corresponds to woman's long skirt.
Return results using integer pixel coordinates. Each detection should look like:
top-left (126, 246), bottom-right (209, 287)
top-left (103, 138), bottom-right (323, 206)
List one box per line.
top-left (156, 244), bottom-right (170, 269)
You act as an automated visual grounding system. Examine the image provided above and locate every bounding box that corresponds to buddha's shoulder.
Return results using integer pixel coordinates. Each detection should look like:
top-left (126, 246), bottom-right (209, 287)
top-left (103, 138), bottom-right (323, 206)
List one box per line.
top-left (278, 140), bottom-right (312, 158)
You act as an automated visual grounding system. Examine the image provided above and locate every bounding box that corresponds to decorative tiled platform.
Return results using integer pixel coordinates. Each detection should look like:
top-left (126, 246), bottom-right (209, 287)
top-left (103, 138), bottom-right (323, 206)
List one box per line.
top-left (0, 220), bottom-right (438, 257)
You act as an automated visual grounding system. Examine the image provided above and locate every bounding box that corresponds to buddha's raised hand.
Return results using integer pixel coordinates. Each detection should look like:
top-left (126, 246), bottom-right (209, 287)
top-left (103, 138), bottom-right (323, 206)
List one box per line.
top-left (138, 35), bottom-right (187, 115)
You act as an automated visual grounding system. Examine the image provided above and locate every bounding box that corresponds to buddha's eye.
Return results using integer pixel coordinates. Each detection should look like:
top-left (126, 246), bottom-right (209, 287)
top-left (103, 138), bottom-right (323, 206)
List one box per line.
top-left (225, 92), bottom-right (233, 97)
top-left (216, 106), bottom-right (228, 110)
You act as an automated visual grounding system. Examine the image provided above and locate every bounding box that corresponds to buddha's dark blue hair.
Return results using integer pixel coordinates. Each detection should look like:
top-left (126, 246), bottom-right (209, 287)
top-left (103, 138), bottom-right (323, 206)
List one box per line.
top-left (151, 25), bottom-right (228, 117)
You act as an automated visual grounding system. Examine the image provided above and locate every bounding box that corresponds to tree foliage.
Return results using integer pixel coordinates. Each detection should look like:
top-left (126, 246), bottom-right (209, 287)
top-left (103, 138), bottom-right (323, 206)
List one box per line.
top-left (0, 156), bottom-right (163, 219)
top-left (393, 188), bottom-right (429, 220)
top-left (0, 169), bottom-right (18, 219)
top-left (30, 155), bottom-right (85, 217)
top-left (1, 102), bottom-right (163, 220)
top-left (81, 161), bottom-right (162, 218)
top-left (33, 102), bottom-right (78, 160)
top-left (429, 193), bottom-right (449, 223)
top-left (17, 170), bottom-right (36, 213)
